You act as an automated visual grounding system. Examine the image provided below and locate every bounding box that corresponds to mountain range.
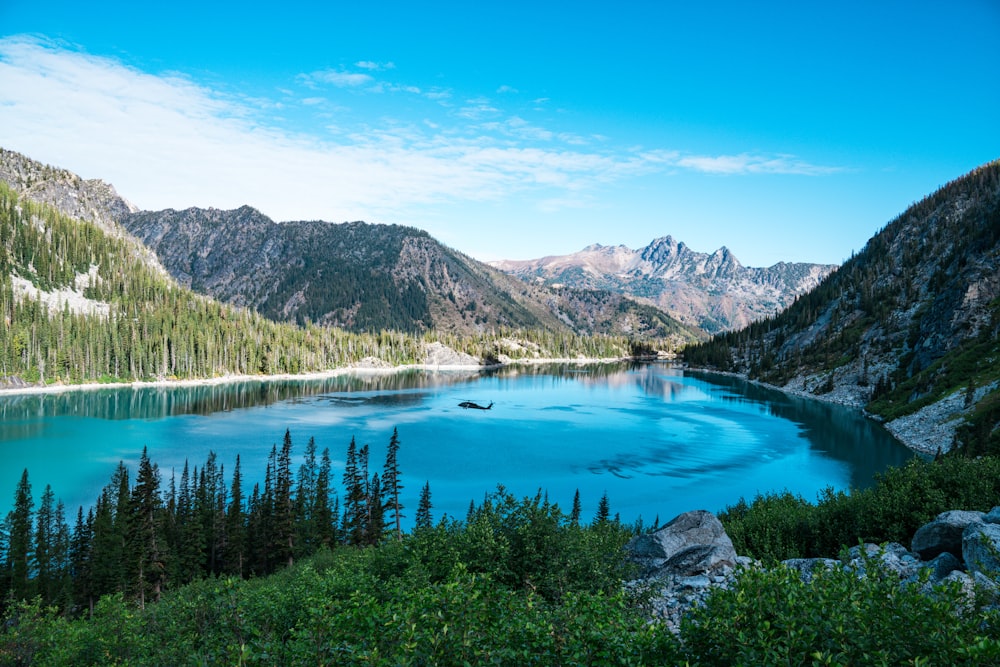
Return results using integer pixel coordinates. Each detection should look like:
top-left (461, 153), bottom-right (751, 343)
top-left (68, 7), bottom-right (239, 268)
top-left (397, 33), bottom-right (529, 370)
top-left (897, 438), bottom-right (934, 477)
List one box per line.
top-left (492, 239), bottom-right (836, 334)
top-left (0, 148), bottom-right (701, 346)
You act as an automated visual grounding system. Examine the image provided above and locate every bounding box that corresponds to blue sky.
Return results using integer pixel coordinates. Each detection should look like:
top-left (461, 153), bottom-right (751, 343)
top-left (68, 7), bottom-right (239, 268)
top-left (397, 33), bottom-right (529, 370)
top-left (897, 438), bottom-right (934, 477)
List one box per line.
top-left (0, 1), bottom-right (997, 266)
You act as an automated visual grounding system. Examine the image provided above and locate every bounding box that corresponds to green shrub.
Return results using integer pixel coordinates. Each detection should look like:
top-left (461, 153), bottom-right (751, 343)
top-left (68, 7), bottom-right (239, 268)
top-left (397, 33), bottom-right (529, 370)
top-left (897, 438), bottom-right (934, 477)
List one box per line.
top-left (681, 556), bottom-right (1000, 665)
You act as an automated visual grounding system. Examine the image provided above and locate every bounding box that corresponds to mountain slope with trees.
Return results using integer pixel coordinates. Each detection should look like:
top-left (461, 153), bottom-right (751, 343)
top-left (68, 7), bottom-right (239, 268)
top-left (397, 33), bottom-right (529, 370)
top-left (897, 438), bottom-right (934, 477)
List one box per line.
top-left (121, 205), bottom-right (701, 342)
top-left (685, 160), bottom-right (1000, 456)
top-left (0, 147), bottom-right (700, 345)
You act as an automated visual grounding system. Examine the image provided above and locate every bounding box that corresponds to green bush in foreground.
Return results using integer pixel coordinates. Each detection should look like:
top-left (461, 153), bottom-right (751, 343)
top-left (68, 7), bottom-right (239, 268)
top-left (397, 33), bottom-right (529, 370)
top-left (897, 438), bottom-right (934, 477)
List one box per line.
top-left (721, 456), bottom-right (1000, 563)
top-left (0, 560), bottom-right (679, 666)
top-left (682, 557), bottom-right (1000, 666)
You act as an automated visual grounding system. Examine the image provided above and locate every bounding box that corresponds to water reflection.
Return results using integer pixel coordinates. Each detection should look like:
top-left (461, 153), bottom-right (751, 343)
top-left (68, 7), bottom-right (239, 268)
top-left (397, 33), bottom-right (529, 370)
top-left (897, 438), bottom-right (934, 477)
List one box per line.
top-left (0, 362), bottom-right (917, 525)
top-left (688, 371), bottom-right (917, 490)
top-left (0, 370), bottom-right (481, 421)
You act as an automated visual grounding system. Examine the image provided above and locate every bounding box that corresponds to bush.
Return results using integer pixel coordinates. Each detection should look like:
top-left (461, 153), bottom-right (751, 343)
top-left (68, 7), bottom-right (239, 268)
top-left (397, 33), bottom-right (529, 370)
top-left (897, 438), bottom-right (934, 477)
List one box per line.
top-left (720, 457), bottom-right (1000, 562)
top-left (681, 556), bottom-right (1000, 665)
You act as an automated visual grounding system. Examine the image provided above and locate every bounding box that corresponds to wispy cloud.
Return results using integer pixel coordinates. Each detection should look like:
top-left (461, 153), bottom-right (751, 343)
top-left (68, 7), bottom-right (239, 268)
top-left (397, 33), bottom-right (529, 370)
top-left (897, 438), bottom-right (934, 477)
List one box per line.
top-left (356, 60), bottom-right (395, 71)
top-left (307, 68), bottom-right (374, 88)
top-left (0, 36), bottom-right (842, 231)
top-left (645, 150), bottom-right (842, 176)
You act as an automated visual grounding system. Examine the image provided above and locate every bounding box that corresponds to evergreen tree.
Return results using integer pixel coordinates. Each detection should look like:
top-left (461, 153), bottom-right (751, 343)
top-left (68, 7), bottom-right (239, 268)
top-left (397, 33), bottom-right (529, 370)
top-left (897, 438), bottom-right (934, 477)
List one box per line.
top-left (33, 484), bottom-right (56, 603)
top-left (314, 448), bottom-right (335, 547)
top-left (382, 428), bottom-right (404, 541)
top-left (274, 430), bottom-right (295, 567)
top-left (173, 460), bottom-right (202, 584)
top-left (129, 447), bottom-right (166, 608)
top-left (6, 469), bottom-right (34, 601)
top-left (570, 489), bottom-right (582, 526)
top-left (342, 437), bottom-right (366, 545)
top-left (295, 436), bottom-right (319, 556)
top-left (415, 481), bottom-right (433, 530)
top-left (366, 473), bottom-right (384, 546)
top-left (70, 506), bottom-right (94, 615)
top-left (594, 492), bottom-right (611, 525)
top-left (225, 455), bottom-right (245, 577)
top-left (245, 482), bottom-right (266, 576)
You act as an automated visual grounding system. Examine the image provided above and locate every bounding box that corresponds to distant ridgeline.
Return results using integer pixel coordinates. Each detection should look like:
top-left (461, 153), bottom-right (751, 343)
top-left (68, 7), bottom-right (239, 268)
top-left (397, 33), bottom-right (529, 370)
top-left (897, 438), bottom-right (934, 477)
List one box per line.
top-left (685, 160), bottom-right (1000, 457)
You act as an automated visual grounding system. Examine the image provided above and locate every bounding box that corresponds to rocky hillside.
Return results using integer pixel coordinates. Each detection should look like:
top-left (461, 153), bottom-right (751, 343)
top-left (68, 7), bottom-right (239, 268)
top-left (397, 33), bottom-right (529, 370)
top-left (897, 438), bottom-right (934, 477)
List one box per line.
top-left (492, 238), bottom-right (836, 334)
top-left (686, 160), bottom-right (1000, 456)
top-left (0, 147), bottom-right (700, 345)
top-left (121, 205), bottom-right (701, 342)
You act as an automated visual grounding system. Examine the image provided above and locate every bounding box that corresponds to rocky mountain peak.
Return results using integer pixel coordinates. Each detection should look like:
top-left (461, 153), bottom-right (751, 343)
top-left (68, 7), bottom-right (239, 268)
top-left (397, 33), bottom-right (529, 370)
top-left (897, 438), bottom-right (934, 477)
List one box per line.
top-left (494, 236), bottom-right (834, 334)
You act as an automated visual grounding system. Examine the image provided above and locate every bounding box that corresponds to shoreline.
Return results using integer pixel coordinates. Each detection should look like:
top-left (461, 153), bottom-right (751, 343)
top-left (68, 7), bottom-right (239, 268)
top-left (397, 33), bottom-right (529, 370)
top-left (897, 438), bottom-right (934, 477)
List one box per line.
top-left (0, 355), bottom-right (636, 399)
top-left (684, 365), bottom-right (951, 457)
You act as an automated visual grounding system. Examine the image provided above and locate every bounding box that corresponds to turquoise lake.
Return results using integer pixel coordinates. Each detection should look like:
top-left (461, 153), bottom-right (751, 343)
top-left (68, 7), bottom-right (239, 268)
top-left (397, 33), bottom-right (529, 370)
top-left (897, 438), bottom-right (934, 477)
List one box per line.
top-left (0, 363), bottom-right (915, 527)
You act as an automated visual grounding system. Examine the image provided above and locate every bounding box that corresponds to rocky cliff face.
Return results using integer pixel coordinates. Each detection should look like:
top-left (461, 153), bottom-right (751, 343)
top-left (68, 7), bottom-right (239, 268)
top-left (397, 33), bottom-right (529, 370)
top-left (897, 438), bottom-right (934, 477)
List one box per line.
top-left (0, 148), bottom-right (139, 235)
top-left (491, 237), bottom-right (835, 334)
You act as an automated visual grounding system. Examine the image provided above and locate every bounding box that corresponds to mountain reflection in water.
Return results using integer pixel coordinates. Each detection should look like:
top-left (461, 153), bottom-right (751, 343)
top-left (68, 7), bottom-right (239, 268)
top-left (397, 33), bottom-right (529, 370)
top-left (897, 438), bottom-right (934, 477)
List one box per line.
top-left (0, 363), bottom-right (914, 527)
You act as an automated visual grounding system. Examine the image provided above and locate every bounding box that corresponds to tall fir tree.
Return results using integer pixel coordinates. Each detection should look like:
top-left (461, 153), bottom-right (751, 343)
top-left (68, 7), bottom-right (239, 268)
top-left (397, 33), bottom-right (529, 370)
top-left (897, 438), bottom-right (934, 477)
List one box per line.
top-left (295, 436), bottom-right (319, 556)
top-left (342, 437), bottom-right (366, 545)
top-left (415, 481), bottom-right (433, 530)
top-left (366, 473), bottom-right (384, 546)
top-left (6, 469), bottom-right (34, 601)
top-left (274, 430), bottom-right (295, 568)
top-left (314, 447), bottom-right (336, 548)
top-left (70, 506), bottom-right (94, 615)
top-left (382, 428), bottom-right (404, 541)
top-left (594, 491), bottom-right (611, 525)
top-left (225, 454), bottom-right (245, 577)
top-left (129, 447), bottom-right (166, 608)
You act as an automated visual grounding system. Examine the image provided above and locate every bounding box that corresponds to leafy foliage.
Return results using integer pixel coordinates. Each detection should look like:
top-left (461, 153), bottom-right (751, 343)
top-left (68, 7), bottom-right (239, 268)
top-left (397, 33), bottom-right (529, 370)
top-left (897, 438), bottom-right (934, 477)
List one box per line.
top-left (682, 556), bottom-right (1000, 665)
top-left (720, 456), bottom-right (1000, 562)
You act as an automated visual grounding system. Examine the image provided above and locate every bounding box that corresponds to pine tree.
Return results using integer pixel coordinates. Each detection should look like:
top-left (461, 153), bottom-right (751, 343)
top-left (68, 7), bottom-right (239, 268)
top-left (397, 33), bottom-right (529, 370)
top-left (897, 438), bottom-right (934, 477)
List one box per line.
top-left (570, 489), bottom-right (581, 526)
top-left (594, 491), bottom-right (611, 525)
top-left (33, 484), bottom-right (56, 603)
top-left (274, 430), bottom-right (295, 567)
top-left (342, 437), bottom-right (368, 545)
top-left (366, 473), bottom-right (384, 545)
top-left (314, 447), bottom-right (335, 547)
top-left (129, 447), bottom-right (166, 608)
top-left (415, 481), bottom-right (433, 530)
top-left (70, 506), bottom-right (94, 615)
top-left (6, 469), bottom-right (34, 601)
top-left (295, 436), bottom-right (319, 555)
top-left (225, 455), bottom-right (245, 577)
top-left (382, 428), bottom-right (404, 541)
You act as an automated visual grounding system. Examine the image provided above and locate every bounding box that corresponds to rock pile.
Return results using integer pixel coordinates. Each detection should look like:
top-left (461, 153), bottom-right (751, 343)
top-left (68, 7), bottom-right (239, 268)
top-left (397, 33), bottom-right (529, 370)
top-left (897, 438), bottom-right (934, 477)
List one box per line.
top-left (624, 507), bottom-right (1000, 633)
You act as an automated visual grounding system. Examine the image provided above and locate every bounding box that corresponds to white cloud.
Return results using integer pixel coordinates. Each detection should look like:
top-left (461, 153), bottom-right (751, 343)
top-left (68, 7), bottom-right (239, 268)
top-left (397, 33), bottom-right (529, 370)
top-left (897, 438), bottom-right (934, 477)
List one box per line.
top-left (356, 60), bottom-right (395, 71)
top-left (671, 152), bottom-right (841, 176)
top-left (0, 36), bottom-right (842, 237)
top-left (308, 69), bottom-right (374, 87)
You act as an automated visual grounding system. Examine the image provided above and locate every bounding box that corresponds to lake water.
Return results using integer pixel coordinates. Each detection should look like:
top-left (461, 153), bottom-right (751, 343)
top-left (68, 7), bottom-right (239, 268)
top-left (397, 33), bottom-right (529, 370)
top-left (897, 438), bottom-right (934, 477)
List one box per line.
top-left (0, 363), bottom-right (915, 527)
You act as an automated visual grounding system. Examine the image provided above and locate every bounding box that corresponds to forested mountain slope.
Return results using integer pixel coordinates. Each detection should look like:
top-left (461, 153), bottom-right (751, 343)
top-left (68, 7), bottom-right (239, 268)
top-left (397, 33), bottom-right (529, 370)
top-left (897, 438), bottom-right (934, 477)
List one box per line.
top-left (492, 238), bottom-right (836, 334)
top-left (122, 206), bottom-right (701, 342)
top-left (686, 160), bottom-right (1000, 455)
top-left (0, 182), bottom-right (432, 383)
